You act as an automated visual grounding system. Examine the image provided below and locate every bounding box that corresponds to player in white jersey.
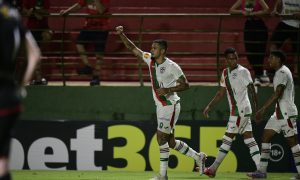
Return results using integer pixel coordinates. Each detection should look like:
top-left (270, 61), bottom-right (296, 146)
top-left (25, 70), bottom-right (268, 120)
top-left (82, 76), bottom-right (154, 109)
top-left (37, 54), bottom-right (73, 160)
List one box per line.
top-left (247, 50), bottom-right (300, 179)
top-left (203, 48), bottom-right (260, 178)
top-left (115, 26), bottom-right (206, 180)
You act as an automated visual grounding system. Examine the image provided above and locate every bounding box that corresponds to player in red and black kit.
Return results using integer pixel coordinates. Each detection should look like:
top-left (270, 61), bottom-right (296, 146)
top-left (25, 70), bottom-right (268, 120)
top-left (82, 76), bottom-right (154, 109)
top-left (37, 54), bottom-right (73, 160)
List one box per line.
top-left (0, 2), bottom-right (40, 179)
top-left (60, 0), bottom-right (110, 86)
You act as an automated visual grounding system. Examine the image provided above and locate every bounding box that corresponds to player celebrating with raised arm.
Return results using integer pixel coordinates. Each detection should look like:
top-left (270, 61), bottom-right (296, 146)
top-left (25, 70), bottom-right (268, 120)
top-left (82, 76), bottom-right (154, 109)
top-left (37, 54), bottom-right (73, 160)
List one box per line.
top-left (115, 26), bottom-right (206, 180)
top-left (247, 50), bottom-right (300, 179)
top-left (203, 48), bottom-right (260, 178)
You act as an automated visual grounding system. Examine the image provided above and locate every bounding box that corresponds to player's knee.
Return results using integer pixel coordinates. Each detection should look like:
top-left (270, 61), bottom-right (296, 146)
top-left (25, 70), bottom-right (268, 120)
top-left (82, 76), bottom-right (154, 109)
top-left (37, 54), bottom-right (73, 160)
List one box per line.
top-left (157, 134), bottom-right (169, 146)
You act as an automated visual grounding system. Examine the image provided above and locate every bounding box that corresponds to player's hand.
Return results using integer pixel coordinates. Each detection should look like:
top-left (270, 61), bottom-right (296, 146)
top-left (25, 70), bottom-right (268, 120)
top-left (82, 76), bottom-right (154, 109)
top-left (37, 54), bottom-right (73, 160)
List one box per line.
top-left (115, 26), bottom-right (124, 35)
top-left (271, 10), bottom-right (279, 16)
top-left (156, 88), bottom-right (168, 96)
top-left (203, 106), bottom-right (211, 118)
top-left (255, 108), bottom-right (265, 123)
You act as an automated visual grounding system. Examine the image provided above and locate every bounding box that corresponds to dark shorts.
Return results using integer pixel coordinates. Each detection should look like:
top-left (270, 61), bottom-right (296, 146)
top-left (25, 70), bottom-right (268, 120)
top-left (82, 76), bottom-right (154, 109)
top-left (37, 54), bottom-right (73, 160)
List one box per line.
top-left (0, 88), bottom-right (22, 157)
top-left (31, 29), bottom-right (51, 42)
top-left (270, 21), bottom-right (300, 52)
top-left (76, 30), bottom-right (109, 53)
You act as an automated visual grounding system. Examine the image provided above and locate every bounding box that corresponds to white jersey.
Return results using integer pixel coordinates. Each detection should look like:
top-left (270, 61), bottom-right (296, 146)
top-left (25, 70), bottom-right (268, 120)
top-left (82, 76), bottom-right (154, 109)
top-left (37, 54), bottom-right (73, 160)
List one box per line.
top-left (142, 52), bottom-right (182, 106)
top-left (281, 0), bottom-right (300, 28)
top-left (273, 65), bottom-right (298, 119)
top-left (220, 65), bottom-right (253, 117)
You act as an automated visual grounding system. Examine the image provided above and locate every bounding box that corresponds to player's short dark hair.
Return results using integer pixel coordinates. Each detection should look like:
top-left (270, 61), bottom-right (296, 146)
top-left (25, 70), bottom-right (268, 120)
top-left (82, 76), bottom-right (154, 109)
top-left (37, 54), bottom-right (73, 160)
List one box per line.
top-left (153, 39), bottom-right (168, 51)
top-left (224, 47), bottom-right (237, 57)
top-left (270, 50), bottom-right (286, 62)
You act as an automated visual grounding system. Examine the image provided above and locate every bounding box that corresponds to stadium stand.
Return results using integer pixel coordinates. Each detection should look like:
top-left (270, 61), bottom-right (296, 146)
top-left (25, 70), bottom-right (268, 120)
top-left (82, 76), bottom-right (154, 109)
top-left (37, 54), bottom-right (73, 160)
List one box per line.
top-left (22, 0), bottom-right (289, 83)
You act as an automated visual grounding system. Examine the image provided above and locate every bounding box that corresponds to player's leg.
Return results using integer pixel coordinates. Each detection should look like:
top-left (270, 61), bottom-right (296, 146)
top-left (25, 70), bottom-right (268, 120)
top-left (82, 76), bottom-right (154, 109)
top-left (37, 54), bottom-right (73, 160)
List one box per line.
top-left (241, 116), bottom-right (260, 170)
top-left (152, 130), bottom-right (170, 180)
top-left (204, 132), bottom-right (235, 178)
top-left (76, 30), bottom-right (93, 75)
top-left (283, 117), bottom-right (300, 179)
top-left (205, 116), bottom-right (240, 177)
top-left (243, 131), bottom-right (260, 169)
top-left (0, 113), bottom-right (19, 180)
top-left (150, 104), bottom-right (175, 180)
top-left (168, 131), bottom-right (206, 175)
top-left (247, 114), bottom-right (279, 178)
top-left (167, 102), bottom-right (206, 174)
top-left (90, 31), bottom-right (109, 86)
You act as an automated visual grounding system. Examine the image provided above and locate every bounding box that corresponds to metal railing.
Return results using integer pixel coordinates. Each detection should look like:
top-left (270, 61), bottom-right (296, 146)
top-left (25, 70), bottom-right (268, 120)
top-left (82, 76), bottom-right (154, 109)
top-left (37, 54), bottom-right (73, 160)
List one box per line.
top-left (23, 13), bottom-right (300, 86)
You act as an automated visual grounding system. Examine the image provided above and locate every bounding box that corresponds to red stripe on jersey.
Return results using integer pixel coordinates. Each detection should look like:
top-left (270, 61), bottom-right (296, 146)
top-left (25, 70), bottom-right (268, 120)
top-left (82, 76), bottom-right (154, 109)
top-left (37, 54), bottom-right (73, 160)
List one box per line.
top-left (224, 69), bottom-right (236, 116)
top-left (287, 118), bottom-right (293, 128)
top-left (236, 116), bottom-right (241, 127)
top-left (149, 60), bottom-right (167, 106)
top-left (170, 104), bottom-right (176, 128)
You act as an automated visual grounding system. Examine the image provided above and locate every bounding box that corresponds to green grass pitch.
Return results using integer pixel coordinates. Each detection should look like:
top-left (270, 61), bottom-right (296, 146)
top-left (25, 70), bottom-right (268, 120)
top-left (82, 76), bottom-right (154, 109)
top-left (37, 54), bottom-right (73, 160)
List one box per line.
top-left (12, 170), bottom-right (297, 180)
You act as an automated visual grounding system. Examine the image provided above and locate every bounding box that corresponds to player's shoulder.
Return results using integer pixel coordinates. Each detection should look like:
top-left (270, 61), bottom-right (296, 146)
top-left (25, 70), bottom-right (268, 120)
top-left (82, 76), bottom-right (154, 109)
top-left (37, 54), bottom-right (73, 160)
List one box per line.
top-left (142, 52), bottom-right (151, 60)
top-left (276, 65), bottom-right (289, 75)
top-left (166, 58), bottom-right (178, 66)
top-left (238, 65), bottom-right (250, 74)
top-left (0, 5), bottom-right (20, 20)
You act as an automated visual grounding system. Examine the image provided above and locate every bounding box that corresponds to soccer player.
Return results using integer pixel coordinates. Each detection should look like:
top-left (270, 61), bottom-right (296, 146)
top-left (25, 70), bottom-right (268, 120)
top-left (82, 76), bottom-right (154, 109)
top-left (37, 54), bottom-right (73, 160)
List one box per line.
top-left (247, 50), bottom-right (300, 179)
top-left (0, 2), bottom-right (40, 180)
top-left (203, 47), bottom-right (260, 178)
top-left (115, 26), bottom-right (206, 180)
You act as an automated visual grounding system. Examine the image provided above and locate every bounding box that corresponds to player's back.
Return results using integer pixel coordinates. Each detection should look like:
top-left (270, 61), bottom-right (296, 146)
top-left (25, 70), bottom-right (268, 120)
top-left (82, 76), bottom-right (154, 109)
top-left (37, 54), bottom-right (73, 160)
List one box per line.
top-left (0, 4), bottom-right (23, 84)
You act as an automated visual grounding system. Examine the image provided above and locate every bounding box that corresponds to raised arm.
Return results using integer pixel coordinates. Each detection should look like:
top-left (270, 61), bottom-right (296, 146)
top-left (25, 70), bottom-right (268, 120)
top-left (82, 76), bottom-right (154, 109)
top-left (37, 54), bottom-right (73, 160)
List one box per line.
top-left (203, 87), bottom-right (226, 118)
top-left (115, 26), bottom-right (143, 58)
top-left (256, 85), bottom-right (285, 122)
top-left (250, 0), bottom-right (269, 16)
top-left (60, 3), bottom-right (82, 16)
top-left (94, 0), bottom-right (107, 14)
top-left (271, 0), bottom-right (281, 16)
top-left (229, 0), bottom-right (243, 15)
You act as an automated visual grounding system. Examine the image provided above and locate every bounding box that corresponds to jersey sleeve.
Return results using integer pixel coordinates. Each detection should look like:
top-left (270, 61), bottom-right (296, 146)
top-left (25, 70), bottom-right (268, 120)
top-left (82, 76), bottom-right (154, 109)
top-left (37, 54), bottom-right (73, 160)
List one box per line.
top-left (275, 71), bottom-right (288, 88)
top-left (241, 68), bottom-right (253, 86)
top-left (171, 63), bottom-right (184, 80)
top-left (142, 52), bottom-right (152, 66)
top-left (220, 69), bottom-right (226, 87)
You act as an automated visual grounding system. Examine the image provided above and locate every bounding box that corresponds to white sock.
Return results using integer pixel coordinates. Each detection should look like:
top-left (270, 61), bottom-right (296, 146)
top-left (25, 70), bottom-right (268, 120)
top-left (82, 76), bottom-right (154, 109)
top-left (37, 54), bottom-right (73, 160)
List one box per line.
top-left (259, 143), bottom-right (271, 173)
top-left (159, 143), bottom-right (169, 177)
top-left (244, 138), bottom-right (261, 170)
top-left (211, 135), bottom-right (233, 170)
top-left (174, 140), bottom-right (198, 160)
top-left (291, 144), bottom-right (300, 174)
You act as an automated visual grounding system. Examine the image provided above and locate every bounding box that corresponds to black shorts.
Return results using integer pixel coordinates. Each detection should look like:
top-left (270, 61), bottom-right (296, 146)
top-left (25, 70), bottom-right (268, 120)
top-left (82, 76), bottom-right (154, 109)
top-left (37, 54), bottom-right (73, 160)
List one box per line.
top-left (270, 21), bottom-right (300, 52)
top-left (0, 86), bottom-right (22, 156)
top-left (0, 105), bottom-right (21, 156)
top-left (31, 29), bottom-right (51, 42)
top-left (76, 30), bottom-right (109, 53)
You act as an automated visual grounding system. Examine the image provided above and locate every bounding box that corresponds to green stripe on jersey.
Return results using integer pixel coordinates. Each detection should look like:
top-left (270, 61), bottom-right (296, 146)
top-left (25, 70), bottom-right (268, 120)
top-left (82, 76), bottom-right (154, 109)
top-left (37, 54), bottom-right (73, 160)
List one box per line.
top-left (151, 61), bottom-right (172, 106)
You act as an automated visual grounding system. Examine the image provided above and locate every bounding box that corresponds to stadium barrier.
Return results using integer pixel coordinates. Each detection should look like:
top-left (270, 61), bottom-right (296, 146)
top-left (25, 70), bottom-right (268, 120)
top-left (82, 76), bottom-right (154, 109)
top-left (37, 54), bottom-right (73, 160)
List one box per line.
top-left (10, 119), bottom-right (297, 172)
top-left (22, 86), bottom-right (300, 121)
